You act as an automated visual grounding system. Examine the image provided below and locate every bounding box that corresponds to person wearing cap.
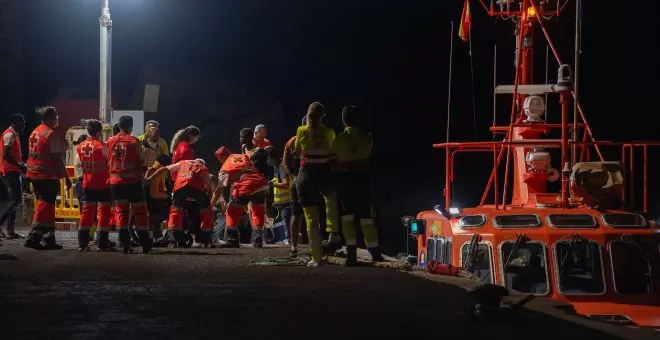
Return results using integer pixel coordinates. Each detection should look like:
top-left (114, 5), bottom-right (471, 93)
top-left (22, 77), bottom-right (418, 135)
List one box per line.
top-left (294, 101), bottom-right (339, 267)
top-left (24, 106), bottom-right (71, 250)
top-left (253, 124), bottom-right (271, 148)
top-left (137, 120), bottom-right (169, 169)
top-left (107, 115), bottom-right (151, 254)
top-left (146, 158), bottom-right (214, 247)
top-left (331, 105), bottom-right (384, 265)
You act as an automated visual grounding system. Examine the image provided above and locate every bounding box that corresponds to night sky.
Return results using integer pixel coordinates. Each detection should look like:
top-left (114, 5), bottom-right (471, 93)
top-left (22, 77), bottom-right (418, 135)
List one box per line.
top-left (2, 0), bottom-right (659, 239)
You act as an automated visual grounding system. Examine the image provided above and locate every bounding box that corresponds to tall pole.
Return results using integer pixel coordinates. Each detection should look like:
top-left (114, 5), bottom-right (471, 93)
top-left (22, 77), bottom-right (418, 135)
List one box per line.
top-left (99, 0), bottom-right (112, 123)
top-left (571, 0), bottom-right (581, 164)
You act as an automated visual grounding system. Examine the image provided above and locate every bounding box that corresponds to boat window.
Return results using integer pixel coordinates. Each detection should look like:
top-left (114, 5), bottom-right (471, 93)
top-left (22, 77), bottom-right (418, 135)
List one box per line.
top-left (427, 237), bottom-right (436, 263)
top-left (609, 241), bottom-right (653, 294)
top-left (500, 241), bottom-right (549, 295)
top-left (493, 215), bottom-right (541, 228)
top-left (444, 237), bottom-right (453, 265)
top-left (554, 241), bottom-right (605, 295)
top-left (461, 243), bottom-right (493, 283)
top-left (602, 213), bottom-right (647, 229)
top-left (547, 214), bottom-right (598, 228)
top-left (459, 215), bottom-right (486, 228)
top-left (434, 238), bottom-right (444, 262)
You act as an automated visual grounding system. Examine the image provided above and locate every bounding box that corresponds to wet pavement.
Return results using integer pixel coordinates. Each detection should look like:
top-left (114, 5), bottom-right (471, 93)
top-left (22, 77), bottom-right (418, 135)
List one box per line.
top-left (0, 228), bottom-right (650, 340)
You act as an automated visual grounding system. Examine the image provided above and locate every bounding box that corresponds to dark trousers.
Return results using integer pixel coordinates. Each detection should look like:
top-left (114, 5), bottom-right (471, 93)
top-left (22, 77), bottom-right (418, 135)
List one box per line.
top-left (0, 171), bottom-right (22, 234)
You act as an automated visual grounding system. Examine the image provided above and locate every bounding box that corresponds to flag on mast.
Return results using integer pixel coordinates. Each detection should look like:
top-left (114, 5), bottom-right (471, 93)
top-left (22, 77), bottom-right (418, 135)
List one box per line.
top-left (458, 0), bottom-right (471, 42)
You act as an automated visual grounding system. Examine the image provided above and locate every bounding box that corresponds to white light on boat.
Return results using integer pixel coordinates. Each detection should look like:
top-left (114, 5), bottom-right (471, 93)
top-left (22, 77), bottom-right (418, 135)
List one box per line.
top-left (523, 96), bottom-right (545, 122)
top-left (449, 207), bottom-right (462, 215)
top-left (557, 64), bottom-right (574, 88)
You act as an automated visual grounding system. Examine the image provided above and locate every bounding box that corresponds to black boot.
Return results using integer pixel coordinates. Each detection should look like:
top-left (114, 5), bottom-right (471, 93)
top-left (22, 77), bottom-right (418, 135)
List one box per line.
top-left (77, 230), bottom-right (91, 252)
top-left (41, 229), bottom-right (63, 250)
top-left (345, 245), bottom-right (358, 267)
top-left (168, 230), bottom-right (183, 248)
top-left (97, 231), bottom-right (114, 251)
top-left (252, 229), bottom-right (263, 248)
top-left (118, 229), bottom-right (132, 254)
top-left (322, 232), bottom-right (342, 254)
top-left (138, 230), bottom-right (153, 254)
top-left (23, 227), bottom-right (46, 250)
top-left (369, 246), bottom-right (385, 262)
top-left (197, 231), bottom-right (212, 248)
top-left (218, 229), bottom-right (240, 248)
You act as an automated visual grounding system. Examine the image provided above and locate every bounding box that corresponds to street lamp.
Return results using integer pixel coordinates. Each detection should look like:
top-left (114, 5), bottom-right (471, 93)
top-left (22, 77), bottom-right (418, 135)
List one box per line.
top-left (99, 0), bottom-right (112, 123)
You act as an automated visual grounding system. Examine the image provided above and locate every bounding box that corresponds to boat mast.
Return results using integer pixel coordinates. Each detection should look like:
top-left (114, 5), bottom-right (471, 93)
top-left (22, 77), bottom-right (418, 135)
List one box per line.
top-left (572, 0), bottom-right (582, 164)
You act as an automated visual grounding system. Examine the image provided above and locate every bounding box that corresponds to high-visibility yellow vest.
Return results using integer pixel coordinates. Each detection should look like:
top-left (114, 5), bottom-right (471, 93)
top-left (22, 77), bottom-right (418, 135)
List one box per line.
top-left (272, 174), bottom-right (292, 205)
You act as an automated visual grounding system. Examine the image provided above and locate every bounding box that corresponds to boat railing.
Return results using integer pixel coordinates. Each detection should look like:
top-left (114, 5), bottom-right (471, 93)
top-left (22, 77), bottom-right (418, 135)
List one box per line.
top-left (433, 140), bottom-right (660, 212)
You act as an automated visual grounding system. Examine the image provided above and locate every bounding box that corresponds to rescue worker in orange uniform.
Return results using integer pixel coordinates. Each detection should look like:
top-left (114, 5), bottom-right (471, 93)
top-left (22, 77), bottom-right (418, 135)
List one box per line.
top-left (0, 113), bottom-right (27, 239)
top-left (107, 115), bottom-right (151, 254)
top-left (24, 106), bottom-right (71, 250)
top-left (212, 148), bottom-right (269, 248)
top-left (146, 158), bottom-right (214, 247)
top-left (76, 120), bottom-right (113, 251)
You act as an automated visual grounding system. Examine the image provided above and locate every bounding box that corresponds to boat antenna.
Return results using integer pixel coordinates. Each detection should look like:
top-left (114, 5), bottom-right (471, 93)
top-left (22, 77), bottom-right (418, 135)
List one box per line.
top-left (572, 0), bottom-right (582, 164)
top-left (446, 21), bottom-right (455, 144)
top-left (469, 24), bottom-right (478, 139)
top-left (492, 44), bottom-right (497, 139)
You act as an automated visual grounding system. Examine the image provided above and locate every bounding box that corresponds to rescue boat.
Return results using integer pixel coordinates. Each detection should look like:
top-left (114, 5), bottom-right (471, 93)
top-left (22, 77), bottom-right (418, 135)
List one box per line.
top-left (405, 0), bottom-right (660, 328)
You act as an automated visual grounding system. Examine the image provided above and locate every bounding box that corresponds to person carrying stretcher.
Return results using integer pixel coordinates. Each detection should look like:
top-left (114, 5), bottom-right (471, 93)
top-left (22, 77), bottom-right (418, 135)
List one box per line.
top-left (146, 158), bottom-right (214, 247)
top-left (212, 147), bottom-right (269, 248)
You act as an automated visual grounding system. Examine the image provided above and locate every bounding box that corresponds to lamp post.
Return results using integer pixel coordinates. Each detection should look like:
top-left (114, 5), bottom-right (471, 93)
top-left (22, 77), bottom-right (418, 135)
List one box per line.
top-left (99, 0), bottom-right (112, 123)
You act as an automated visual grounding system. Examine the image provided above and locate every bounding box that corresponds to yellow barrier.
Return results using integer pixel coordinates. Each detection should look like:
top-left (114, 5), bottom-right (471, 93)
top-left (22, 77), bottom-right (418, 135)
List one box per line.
top-left (32, 166), bottom-right (80, 220)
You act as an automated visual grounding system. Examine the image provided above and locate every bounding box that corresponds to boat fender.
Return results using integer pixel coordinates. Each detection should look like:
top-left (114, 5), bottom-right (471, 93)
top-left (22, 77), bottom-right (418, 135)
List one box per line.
top-left (426, 261), bottom-right (459, 276)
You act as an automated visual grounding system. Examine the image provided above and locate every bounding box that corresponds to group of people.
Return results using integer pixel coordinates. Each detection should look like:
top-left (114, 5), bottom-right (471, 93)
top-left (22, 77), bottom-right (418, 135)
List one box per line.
top-left (0, 101), bottom-right (383, 267)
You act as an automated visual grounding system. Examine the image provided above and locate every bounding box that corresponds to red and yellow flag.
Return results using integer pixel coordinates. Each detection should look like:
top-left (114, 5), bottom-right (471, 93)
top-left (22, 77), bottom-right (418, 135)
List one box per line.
top-left (458, 0), bottom-right (471, 42)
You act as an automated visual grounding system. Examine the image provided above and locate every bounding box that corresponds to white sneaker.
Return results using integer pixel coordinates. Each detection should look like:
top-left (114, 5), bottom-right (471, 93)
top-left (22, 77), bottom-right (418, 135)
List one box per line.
top-left (191, 242), bottom-right (204, 248)
top-left (307, 259), bottom-right (322, 267)
top-left (283, 239), bottom-right (290, 246)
